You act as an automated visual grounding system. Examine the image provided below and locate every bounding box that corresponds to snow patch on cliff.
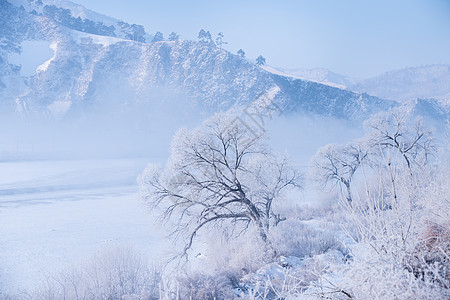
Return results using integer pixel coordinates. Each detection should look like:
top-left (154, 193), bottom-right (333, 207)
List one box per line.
top-left (36, 41), bottom-right (57, 73)
top-left (9, 40), bottom-right (54, 76)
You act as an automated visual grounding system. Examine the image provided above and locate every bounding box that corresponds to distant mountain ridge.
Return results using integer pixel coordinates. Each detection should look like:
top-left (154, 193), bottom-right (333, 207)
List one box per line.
top-left (266, 64), bottom-right (450, 107)
top-left (352, 64), bottom-right (450, 104)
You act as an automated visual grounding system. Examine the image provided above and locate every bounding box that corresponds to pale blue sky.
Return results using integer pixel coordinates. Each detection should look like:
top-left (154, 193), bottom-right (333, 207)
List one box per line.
top-left (73, 0), bottom-right (450, 79)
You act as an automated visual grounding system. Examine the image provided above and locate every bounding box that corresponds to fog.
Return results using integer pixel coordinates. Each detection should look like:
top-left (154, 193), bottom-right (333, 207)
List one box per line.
top-left (1, 40), bottom-right (364, 164)
top-left (267, 113), bottom-right (363, 166)
top-left (0, 95), bottom-right (209, 162)
top-left (0, 99), bottom-right (364, 169)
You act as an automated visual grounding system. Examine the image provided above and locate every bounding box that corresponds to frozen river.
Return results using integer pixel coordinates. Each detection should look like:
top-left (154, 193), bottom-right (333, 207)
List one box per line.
top-left (0, 158), bottom-right (165, 294)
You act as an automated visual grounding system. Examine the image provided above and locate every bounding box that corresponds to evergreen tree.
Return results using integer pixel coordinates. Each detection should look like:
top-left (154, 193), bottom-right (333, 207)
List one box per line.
top-left (130, 24), bottom-right (146, 42)
top-left (205, 30), bottom-right (213, 44)
top-left (151, 31), bottom-right (164, 42)
top-left (198, 29), bottom-right (213, 44)
top-left (198, 29), bottom-right (206, 41)
top-left (168, 32), bottom-right (179, 41)
top-left (256, 55), bottom-right (266, 66)
top-left (215, 32), bottom-right (228, 49)
top-left (237, 49), bottom-right (246, 58)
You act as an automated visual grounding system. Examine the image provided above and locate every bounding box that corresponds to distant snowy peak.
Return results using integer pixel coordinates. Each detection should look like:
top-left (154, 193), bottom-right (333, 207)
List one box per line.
top-left (265, 64), bottom-right (450, 107)
top-left (262, 66), bottom-right (356, 89)
top-left (351, 64), bottom-right (450, 103)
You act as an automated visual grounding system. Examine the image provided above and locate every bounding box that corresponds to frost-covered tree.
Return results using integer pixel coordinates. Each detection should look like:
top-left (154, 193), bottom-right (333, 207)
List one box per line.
top-left (256, 55), bottom-right (266, 66)
top-left (312, 108), bottom-right (434, 207)
top-left (364, 108), bottom-right (434, 170)
top-left (237, 49), bottom-right (246, 58)
top-left (312, 142), bottom-right (367, 205)
top-left (151, 31), bottom-right (164, 42)
top-left (140, 113), bottom-right (301, 259)
top-left (168, 31), bottom-right (179, 41)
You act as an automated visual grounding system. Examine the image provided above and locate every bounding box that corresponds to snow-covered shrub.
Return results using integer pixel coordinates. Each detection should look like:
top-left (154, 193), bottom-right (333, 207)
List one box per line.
top-left (153, 226), bottom-right (273, 299)
top-left (200, 227), bottom-right (273, 275)
top-left (237, 249), bottom-right (346, 299)
top-left (27, 246), bottom-right (160, 300)
top-left (175, 272), bottom-right (235, 300)
top-left (406, 222), bottom-right (450, 289)
top-left (336, 225), bottom-right (449, 300)
top-left (269, 218), bottom-right (340, 258)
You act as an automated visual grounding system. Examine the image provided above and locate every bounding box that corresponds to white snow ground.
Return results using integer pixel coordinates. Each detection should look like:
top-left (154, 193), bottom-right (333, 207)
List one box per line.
top-left (0, 158), bottom-right (165, 294)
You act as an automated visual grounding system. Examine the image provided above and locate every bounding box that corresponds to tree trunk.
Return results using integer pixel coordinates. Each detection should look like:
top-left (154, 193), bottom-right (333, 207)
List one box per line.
top-left (255, 220), bottom-right (277, 258)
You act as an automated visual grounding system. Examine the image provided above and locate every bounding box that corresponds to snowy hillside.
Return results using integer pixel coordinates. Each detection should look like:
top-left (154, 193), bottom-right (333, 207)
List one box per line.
top-left (8, 0), bottom-right (152, 41)
top-left (0, 0), bottom-right (397, 122)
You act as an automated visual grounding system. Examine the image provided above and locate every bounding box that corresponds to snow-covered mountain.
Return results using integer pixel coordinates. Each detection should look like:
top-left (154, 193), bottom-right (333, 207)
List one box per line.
top-left (264, 64), bottom-right (450, 109)
top-left (351, 64), bottom-right (450, 104)
top-left (262, 66), bottom-right (356, 89)
top-left (2, 0), bottom-right (446, 125)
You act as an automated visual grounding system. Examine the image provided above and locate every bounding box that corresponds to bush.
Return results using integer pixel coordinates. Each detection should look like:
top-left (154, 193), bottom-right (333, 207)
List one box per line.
top-left (175, 272), bottom-right (235, 300)
top-left (27, 246), bottom-right (160, 300)
top-left (406, 222), bottom-right (450, 289)
top-left (269, 218), bottom-right (340, 258)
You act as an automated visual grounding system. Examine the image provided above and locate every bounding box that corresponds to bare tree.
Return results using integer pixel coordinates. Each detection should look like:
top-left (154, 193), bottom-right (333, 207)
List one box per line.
top-left (364, 108), bottom-right (434, 170)
top-left (311, 142), bottom-right (367, 205)
top-left (312, 108), bottom-right (434, 206)
top-left (139, 114), bottom-right (301, 259)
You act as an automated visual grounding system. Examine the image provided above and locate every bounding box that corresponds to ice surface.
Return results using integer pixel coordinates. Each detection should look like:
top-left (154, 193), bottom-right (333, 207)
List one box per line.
top-left (0, 158), bottom-right (166, 293)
